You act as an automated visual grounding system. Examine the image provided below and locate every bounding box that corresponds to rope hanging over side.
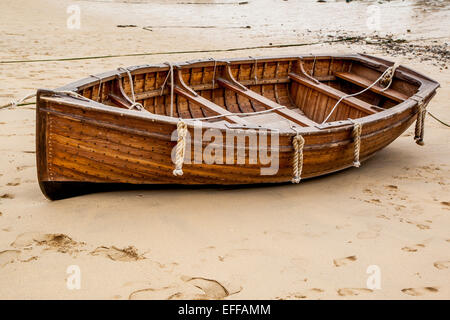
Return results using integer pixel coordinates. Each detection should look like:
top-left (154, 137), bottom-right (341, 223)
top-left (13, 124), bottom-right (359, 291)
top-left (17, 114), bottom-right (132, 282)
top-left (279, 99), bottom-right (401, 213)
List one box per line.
top-left (351, 121), bottom-right (362, 167)
top-left (291, 134), bottom-right (305, 184)
top-left (173, 120), bottom-right (188, 176)
top-left (414, 101), bottom-right (427, 146)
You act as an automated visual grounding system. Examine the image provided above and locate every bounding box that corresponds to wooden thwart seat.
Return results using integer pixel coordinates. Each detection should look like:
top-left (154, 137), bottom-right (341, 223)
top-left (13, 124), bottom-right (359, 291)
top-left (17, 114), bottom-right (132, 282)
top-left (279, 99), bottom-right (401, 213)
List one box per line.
top-left (173, 86), bottom-right (249, 125)
top-left (334, 71), bottom-right (408, 103)
top-left (288, 72), bottom-right (378, 115)
top-left (216, 77), bottom-right (319, 127)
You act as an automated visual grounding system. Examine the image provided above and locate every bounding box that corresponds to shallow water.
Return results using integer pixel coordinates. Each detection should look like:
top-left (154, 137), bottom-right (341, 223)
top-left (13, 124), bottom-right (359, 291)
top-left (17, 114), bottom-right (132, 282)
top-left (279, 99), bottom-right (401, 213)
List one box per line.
top-left (76, 0), bottom-right (450, 40)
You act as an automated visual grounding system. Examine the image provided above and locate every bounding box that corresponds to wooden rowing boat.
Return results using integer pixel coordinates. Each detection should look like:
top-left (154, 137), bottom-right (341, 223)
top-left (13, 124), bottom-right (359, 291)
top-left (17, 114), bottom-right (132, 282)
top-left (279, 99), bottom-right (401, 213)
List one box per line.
top-left (36, 54), bottom-right (439, 200)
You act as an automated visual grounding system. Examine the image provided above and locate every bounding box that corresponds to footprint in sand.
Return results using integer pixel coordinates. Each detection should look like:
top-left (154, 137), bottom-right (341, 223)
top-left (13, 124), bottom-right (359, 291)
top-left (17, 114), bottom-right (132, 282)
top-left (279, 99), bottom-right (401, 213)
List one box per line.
top-left (16, 165), bottom-right (33, 172)
top-left (0, 193), bottom-right (14, 199)
top-left (401, 287), bottom-right (439, 296)
top-left (90, 246), bottom-right (145, 262)
top-left (182, 277), bottom-right (233, 299)
top-left (441, 201), bottom-right (449, 210)
top-left (279, 288), bottom-right (325, 300)
top-left (0, 250), bottom-right (21, 267)
top-left (129, 277), bottom-right (241, 300)
top-left (337, 288), bottom-right (373, 296)
top-left (11, 232), bottom-right (85, 255)
top-left (6, 179), bottom-right (20, 186)
top-left (401, 243), bottom-right (425, 253)
top-left (433, 261), bottom-right (450, 270)
top-left (129, 286), bottom-right (184, 300)
top-left (333, 255), bottom-right (357, 267)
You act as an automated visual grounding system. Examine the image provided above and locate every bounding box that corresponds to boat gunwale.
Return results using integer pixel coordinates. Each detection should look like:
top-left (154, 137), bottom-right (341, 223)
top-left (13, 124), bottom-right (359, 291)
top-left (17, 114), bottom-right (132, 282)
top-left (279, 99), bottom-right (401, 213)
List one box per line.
top-left (42, 53), bottom-right (439, 136)
top-left (37, 101), bottom-right (419, 152)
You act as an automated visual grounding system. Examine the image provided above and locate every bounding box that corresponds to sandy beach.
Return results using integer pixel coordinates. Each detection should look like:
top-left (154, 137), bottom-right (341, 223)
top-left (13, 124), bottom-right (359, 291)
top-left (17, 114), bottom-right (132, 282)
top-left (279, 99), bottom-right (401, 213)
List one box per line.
top-left (0, 0), bottom-right (449, 300)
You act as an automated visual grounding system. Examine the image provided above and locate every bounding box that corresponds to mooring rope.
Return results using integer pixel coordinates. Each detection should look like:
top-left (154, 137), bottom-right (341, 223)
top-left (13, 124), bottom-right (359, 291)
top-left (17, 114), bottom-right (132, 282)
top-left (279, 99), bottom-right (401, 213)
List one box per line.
top-left (428, 111), bottom-right (450, 127)
top-left (291, 133), bottom-right (305, 184)
top-left (349, 119), bottom-right (362, 167)
top-left (414, 100), bottom-right (427, 145)
top-left (0, 37), bottom-right (366, 65)
top-left (173, 120), bottom-right (188, 176)
top-left (321, 63), bottom-right (398, 124)
top-left (0, 93), bottom-right (36, 110)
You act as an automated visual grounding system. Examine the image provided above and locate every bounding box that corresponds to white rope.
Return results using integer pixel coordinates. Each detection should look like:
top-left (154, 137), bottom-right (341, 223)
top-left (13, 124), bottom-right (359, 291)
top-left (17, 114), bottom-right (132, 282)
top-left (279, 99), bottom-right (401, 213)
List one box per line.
top-left (173, 120), bottom-right (188, 176)
top-left (291, 133), bottom-right (305, 184)
top-left (349, 119), bottom-right (362, 167)
top-left (55, 90), bottom-right (93, 101)
top-left (321, 63), bottom-right (399, 124)
top-left (187, 105), bottom-right (287, 122)
top-left (117, 67), bottom-right (145, 112)
top-left (380, 61), bottom-right (400, 91)
top-left (0, 93), bottom-right (36, 110)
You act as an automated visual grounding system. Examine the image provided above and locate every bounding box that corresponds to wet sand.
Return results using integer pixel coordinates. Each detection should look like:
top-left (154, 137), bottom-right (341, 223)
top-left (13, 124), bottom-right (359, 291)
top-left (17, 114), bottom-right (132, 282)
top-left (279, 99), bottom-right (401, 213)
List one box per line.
top-left (0, 0), bottom-right (449, 299)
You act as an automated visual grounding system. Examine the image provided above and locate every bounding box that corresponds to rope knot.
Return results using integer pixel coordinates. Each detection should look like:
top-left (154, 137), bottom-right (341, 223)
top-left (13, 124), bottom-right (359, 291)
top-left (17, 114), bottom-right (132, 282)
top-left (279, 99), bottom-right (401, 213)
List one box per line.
top-left (380, 62), bottom-right (399, 88)
top-left (292, 134), bottom-right (305, 184)
top-left (173, 121), bottom-right (188, 176)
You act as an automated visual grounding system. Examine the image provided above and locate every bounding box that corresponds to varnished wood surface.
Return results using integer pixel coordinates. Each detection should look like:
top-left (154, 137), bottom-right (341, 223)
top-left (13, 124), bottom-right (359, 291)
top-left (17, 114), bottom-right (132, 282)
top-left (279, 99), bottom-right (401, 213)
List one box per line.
top-left (36, 54), bottom-right (440, 199)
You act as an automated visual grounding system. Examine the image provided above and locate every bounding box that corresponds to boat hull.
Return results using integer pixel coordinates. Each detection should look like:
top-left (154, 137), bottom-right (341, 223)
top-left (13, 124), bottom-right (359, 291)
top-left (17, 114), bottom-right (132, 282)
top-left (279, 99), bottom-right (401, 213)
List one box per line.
top-left (35, 54), bottom-right (439, 200)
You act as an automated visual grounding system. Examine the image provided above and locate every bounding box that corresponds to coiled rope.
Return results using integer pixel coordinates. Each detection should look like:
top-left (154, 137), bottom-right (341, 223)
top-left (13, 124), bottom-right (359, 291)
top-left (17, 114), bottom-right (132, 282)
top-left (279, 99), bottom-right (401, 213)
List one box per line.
top-left (414, 100), bottom-right (427, 146)
top-left (349, 120), bottom-right (362, 167)
top-left (291, 133), bottom-right (305, 184)
top-left (173, 120), bottom-right (188, 176)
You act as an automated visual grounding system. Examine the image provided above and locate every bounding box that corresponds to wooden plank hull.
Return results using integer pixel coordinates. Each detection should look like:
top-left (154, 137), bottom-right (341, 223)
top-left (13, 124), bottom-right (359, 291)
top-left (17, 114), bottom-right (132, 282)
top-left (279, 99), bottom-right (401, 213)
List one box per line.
top-left (35, 54), bottom-right (439, 200)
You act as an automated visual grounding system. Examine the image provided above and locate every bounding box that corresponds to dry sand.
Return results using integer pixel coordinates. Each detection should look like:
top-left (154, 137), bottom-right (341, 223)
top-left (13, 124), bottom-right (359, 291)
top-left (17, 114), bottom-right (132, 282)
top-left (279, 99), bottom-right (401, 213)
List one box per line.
top-left (0, 0), bottom-right (449, 299)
